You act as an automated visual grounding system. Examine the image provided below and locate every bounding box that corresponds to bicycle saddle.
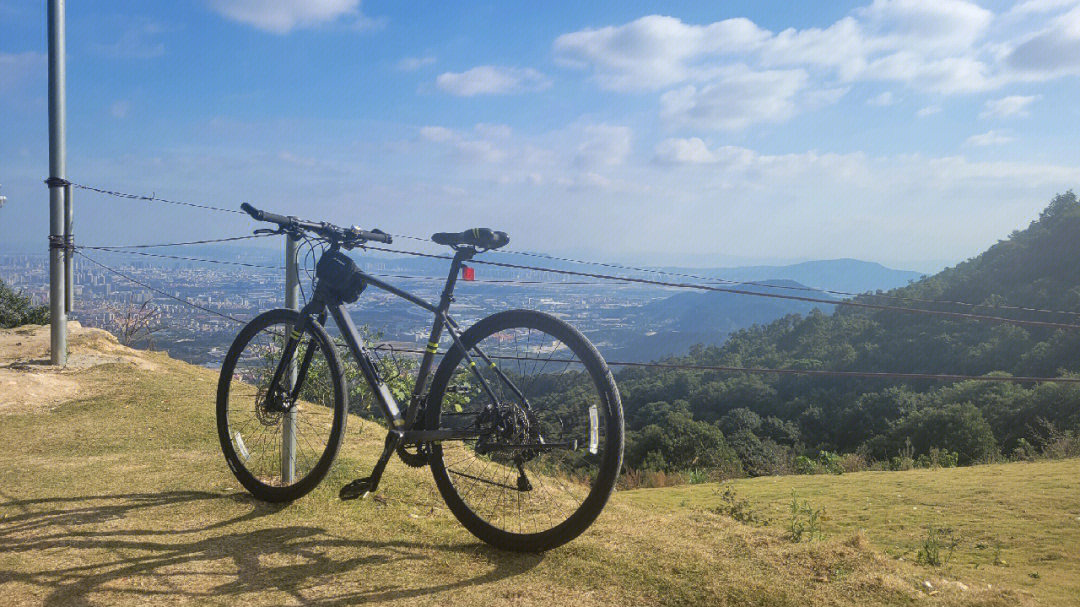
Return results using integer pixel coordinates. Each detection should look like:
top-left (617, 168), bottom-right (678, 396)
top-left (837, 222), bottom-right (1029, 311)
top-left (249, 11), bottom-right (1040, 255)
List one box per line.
top-left (431, 228), bottom-right (510, 250)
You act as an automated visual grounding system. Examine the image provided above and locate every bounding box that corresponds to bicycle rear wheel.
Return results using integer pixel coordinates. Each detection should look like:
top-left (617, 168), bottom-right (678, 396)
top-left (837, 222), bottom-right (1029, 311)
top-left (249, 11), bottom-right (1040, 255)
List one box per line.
top-left (216, 308), bottom-right (347, 502)
top-left (426, 310), bottom-right (624, 552)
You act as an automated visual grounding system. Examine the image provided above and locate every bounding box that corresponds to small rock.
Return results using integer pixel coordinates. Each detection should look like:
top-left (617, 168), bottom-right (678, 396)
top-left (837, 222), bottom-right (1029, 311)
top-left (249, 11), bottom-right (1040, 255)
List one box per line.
top-left (922, 580), bottom-right (934, 591)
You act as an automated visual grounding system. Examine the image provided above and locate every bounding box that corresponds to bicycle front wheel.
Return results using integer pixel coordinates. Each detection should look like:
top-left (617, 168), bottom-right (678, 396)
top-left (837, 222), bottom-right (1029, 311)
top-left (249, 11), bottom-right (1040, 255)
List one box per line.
top-left (427, 310), bottom-right (624, 552)
top-left (216, 308), bottom-right (347, 502)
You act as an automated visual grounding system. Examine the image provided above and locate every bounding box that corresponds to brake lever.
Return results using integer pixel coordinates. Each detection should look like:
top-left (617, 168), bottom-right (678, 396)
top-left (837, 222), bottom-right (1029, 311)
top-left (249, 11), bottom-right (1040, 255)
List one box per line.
top-left (254, 228), bottom-right (284, 236)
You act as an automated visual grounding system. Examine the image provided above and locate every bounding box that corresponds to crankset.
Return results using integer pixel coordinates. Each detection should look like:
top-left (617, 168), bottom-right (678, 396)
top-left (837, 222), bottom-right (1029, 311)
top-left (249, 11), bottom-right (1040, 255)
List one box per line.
top-left (396, 443), bottom-right (429, 467)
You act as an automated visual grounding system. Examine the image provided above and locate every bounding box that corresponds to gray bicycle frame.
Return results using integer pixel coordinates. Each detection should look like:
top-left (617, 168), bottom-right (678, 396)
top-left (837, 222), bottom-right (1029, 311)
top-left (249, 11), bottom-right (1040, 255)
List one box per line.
top-left (269, 244), bottom-right (526, 446)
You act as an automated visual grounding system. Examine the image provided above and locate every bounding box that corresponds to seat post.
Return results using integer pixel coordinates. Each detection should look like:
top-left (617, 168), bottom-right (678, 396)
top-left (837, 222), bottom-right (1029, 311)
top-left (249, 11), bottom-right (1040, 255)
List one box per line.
top-left (439, 247), bottom-right (475, 312)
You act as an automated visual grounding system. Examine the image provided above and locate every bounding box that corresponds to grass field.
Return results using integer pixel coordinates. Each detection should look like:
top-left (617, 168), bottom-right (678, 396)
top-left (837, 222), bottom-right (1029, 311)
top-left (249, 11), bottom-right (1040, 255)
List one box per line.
top-left (625, 459), bottom-right (1080, 605)
top-left (1, 325), bottom-right (1077, 605)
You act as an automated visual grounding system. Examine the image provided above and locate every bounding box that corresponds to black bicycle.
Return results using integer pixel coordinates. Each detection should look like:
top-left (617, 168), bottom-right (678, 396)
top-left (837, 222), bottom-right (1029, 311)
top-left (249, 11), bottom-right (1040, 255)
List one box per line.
top-left (216, 203), bottom-right (624, 552)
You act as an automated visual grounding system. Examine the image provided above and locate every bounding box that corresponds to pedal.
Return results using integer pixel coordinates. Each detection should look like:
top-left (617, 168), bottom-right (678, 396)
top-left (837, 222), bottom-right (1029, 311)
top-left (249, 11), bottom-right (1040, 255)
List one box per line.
top-left (339, 477), bottom-right (374, 500)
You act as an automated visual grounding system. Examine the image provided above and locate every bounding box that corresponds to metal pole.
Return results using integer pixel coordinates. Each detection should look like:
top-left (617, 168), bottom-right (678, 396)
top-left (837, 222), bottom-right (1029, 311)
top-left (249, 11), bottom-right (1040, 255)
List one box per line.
top-left (282, 233), bottom-right (299, 484)
top-left (47, 0), bottom-right (66, 366)
top-left (64, 183), bottom-right (73, 314)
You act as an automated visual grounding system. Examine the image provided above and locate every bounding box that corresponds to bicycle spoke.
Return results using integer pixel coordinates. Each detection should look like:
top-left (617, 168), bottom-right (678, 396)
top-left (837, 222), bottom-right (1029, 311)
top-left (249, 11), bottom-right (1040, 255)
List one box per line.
top-left (434, 317), bottom-right (616, 541)
top-left (223, 318), bottom-right (340, 489)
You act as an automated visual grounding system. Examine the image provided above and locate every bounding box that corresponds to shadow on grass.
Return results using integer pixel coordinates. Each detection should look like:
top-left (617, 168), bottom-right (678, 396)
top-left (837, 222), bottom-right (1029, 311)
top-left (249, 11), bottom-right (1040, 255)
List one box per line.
top-left (0, 490), bottom-right (543, 605)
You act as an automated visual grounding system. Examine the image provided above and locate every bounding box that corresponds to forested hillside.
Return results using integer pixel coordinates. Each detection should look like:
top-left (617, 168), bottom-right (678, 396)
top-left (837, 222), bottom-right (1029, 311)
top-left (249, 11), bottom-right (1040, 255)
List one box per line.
top-left (615, 192), bottom-right (1080, 476)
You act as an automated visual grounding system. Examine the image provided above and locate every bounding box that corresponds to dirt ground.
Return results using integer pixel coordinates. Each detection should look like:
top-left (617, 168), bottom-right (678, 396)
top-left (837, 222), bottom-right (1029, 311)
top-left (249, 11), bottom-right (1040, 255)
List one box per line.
top-left (0, 322), bottom-right (155, 414)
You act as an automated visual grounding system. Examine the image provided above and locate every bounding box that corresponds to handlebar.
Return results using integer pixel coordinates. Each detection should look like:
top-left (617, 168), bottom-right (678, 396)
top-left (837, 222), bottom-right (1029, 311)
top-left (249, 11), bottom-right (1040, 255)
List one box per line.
top-left (240, 202), bottom-right (392, 245)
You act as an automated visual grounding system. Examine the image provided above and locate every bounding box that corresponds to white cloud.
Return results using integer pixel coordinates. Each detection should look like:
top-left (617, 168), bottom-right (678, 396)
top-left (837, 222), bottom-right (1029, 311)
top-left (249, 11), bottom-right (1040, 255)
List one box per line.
top-left (208, 0), bottom-right (382, 34)
top-left (553, 15), bottom-right (770, 91)
top-left (397, 56), bottom-right (436, 71)
top-left (574, 124), bottom-right (633, 167)
top-left (980, 94), bottom-right (1039, 118)
top-left (474, 123), bottom-right (513, 139)
top-left (419, 125), bottom-right (506, 163)
top-left (419, 125), bottom-right (456, 143)
top-left (965, 130), bottom-right (1014, 146)
top-left (659, 66), bottom-right (808, 130)
top-left (867, 91), bottom-right (895, 105)
top-left (553, 0), bottom-right (1080, 125)
top-left (759, 17), bottom-right (869, 79)
top-left (435, 66), bottom-right (551, 96)
top-left (855, 0), bottom-right (992, 54)
top-left (862, 52), bottom-right (993, 93)
top-left (1005, 5), bottom-right (1080, 76)
top-left (1007, 0), bottom-right (1080, 17)
top-left (654, 138), bottom-right (718, 164)
top-left (555, 5), bottom-right (999, 96)
top-left (916, 105), bottom-right (942, 117)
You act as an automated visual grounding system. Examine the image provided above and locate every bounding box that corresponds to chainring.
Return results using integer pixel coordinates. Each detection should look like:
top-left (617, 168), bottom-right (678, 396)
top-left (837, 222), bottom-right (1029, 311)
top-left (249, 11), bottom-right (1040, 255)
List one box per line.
top-left (396, 443), bottom-right (430, 468)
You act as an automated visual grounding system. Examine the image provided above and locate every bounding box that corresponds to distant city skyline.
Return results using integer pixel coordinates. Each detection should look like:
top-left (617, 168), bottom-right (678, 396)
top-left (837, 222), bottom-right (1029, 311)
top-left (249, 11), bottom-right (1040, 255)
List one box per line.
top-left (2, 1), bottom-right (1080, 270)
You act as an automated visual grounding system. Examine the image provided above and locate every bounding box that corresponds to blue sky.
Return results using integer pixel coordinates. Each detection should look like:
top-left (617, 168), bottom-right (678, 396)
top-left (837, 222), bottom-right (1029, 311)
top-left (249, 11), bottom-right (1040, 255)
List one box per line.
top-left (2, 1), bottom-right (1080, 270)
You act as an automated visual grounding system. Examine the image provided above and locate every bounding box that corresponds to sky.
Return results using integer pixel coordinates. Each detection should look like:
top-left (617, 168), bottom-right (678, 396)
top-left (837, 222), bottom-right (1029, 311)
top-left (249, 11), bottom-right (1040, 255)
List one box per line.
top-left (2, 0), bottom-right (1080, 271)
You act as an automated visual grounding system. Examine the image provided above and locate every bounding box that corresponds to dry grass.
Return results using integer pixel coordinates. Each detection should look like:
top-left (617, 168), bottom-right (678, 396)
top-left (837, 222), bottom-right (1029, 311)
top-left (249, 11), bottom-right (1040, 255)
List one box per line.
top-left (625, 459), bottom-right (1080, 605)
top-left (0, 332), bottom-right (1056, 605)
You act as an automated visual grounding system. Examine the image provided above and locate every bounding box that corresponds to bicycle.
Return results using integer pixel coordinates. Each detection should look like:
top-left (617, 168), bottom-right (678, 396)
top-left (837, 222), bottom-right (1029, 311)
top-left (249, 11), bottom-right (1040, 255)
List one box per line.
top-left (216, 203), bottom-right (625, 552)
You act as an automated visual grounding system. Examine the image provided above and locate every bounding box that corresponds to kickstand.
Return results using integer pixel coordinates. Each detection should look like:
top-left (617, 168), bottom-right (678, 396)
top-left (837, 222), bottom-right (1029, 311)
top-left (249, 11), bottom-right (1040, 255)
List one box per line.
top-left (340, 429), bottom-right (403, 500)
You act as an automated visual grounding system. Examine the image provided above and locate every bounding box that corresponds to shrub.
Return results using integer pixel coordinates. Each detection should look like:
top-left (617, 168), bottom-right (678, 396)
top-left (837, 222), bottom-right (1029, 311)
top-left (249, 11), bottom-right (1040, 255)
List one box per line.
top-left (788, 490), bottom-right (826, 542)
top-left (917, 526), bottom-right (961, 566)
top-left (0, 279), bottom-right (49, 329)
top-left (687, 468), bottom-right (710, 484)
top-left (838, 452), bottom-right (869, 473)
top-left (794, 455), bottom-right (817, 475)
top-left (711, 484), bottom-right (765, 525)
top-left (817, 450), bottom-right (845, 475)
top-left (890, 437), bottom-right (916, 471)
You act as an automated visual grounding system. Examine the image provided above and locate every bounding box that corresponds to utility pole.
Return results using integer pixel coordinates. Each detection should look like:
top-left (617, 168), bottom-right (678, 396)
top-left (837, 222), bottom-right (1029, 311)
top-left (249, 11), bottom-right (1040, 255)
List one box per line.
top-left (65, 183), bottom-right (73, 313)
top-left (282, 233), bottom-right (299, 484)
top-left (47, 0), bottom-right (67, 365)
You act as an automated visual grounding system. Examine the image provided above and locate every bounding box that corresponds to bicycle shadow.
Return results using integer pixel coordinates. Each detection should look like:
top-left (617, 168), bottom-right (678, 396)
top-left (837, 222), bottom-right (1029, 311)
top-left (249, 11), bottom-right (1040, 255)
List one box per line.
top-left (0, 490), bottom-right (544, 605)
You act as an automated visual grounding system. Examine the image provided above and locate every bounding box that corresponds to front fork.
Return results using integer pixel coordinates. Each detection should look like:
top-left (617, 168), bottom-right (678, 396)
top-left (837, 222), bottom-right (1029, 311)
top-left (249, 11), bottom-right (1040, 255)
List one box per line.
top-left (265, 308), bottom-right (324, 411)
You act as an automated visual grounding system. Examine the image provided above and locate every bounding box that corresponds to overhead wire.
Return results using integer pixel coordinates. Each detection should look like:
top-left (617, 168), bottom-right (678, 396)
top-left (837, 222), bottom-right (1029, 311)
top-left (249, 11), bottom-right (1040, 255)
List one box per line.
top-left (65, 181), bottom-right (1080, 385)
top-left (74, 182), bottom-right (1080, 320)
top-left (75, 251), bottom-right (246, 324)
top-left (72, 246), bottom-right (1080, 385)
top-left (363, 245), bottom-right (1080, 332)
top-left (371, 346), bottom-right (1080, 384)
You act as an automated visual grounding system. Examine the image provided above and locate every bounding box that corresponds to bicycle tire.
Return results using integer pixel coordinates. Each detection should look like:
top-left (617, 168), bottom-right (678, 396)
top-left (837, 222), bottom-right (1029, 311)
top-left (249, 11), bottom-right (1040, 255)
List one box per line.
top-left (426, 309), bottom-right (624, 552)
top-left (217, 308), bottom-right (347, 502)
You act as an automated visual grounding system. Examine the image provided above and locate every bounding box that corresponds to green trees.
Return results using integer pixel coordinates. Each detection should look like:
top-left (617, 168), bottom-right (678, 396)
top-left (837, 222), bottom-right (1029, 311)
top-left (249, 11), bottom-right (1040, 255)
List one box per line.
top-left (625, 402), bottom-right (740, 473)
top-left (888, 403), bottom-right (997, 465)
top-left (609, 191), bottom-right (1080, 478)
top-left (0, 279), bottom-right (48, 329)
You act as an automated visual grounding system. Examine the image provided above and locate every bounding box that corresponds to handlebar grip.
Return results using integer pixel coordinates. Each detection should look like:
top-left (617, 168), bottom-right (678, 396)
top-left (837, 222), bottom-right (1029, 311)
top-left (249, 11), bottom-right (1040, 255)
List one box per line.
top-left (353, 229), bottom-right (392, 244)
top-left (240, 202), bottom-right (292, 226)
top-left (240, 202), bottom-right (262, 220)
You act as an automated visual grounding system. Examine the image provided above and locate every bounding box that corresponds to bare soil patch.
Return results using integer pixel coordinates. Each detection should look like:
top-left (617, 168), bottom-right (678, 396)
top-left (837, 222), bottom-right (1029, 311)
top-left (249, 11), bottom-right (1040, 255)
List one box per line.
top-left (0, 322), bottom-right (154, 414)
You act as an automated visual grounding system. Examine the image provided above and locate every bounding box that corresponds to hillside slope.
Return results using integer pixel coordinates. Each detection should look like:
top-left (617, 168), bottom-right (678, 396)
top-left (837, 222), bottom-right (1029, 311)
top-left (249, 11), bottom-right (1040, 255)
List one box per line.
top-left (661, 259), bottom-right (923, 294)
top-left (613, 192), bottom-right (1080, 472)
top-left (0, 323), bottom-right (1050, 606)
top-left (601, 280), bottom-right (832, 362)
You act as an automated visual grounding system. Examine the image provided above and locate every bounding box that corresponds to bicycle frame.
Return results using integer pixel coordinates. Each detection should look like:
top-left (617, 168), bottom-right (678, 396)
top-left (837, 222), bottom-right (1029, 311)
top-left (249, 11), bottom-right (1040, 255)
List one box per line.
top-left (268, 244), bottom-right (524, 448)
